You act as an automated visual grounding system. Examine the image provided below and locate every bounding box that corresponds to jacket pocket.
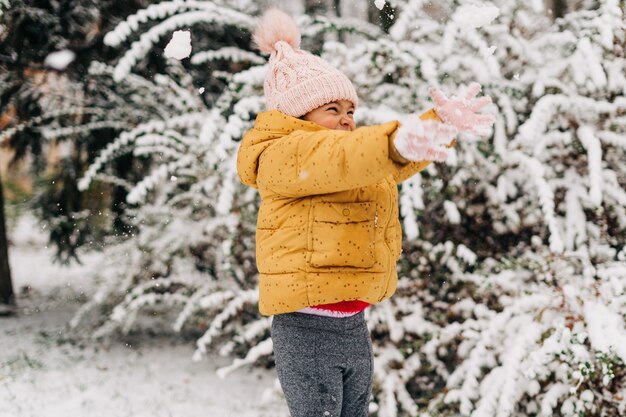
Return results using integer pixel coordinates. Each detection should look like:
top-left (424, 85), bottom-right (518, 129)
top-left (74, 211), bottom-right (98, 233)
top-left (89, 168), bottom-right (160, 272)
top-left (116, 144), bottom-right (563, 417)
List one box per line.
top-left (309, 201), bottom-right (376, 268)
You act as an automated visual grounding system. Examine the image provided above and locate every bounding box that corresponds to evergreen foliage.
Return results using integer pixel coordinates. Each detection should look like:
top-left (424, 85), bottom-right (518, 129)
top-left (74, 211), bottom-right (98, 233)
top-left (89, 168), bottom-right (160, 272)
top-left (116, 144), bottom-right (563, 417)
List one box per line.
top-left (0, 0), bottom-right (158, 262)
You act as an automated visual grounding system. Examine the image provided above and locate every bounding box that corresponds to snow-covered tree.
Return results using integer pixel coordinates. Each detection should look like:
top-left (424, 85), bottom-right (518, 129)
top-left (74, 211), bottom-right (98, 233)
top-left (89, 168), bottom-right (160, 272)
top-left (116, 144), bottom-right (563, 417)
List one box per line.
top-left (0, 0), bottom-right (173, 262)
top-left (71, 1), bottom-right (625, 416)
top-left (68, 0), bottom-right (269, 364)
top-left (350, 1), bottom-right (626, 416)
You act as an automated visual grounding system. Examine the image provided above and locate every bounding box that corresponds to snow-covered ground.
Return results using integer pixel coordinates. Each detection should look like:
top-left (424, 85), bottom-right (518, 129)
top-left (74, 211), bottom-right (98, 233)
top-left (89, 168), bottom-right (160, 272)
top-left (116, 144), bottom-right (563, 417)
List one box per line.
top-left (0, 214), bottom-right (290, 417)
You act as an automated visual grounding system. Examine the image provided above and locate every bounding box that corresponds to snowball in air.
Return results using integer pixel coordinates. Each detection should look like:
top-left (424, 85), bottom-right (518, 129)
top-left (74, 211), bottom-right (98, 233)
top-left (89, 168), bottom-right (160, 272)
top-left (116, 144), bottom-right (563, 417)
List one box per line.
top-left (453, 4), bottom-right (500, 29)
top-left (374, 0), bottom-right (386, 10)
top-left (44, 50), bottom-right (76, 70)
top-left (164, 30), bottom-right (192, 60)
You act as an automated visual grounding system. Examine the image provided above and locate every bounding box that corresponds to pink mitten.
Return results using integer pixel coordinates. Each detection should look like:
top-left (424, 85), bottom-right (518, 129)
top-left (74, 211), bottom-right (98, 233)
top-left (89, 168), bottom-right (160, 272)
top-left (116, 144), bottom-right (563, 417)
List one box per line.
top-left (429, 82), bottom-right (496, 136)
top-left (393, 118), bottom-right (458, 162)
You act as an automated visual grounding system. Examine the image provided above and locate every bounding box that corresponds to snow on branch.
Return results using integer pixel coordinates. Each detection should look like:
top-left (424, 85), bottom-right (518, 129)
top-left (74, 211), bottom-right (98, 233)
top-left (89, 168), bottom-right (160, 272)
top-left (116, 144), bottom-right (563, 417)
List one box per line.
top-left (299, 13), bottom-right (382, 40)
top-left (103, 0), bottom-right (253, 47)
top-left (193, 290), bottom-right (257, 361)
top-left (584, 301), bottom-right (626, 364)
top-left (576, 126), bottom-right (603, 207)
top-left (78, 112), bottom-right (204, 191)
top-left (506, 151), bottom-right (563, 253)
top-left (105, 2), bottom-right (254, 81)
top-left (112, 11), bottom-right (226, 81)
top-left (191, 47), bottom-right (264, 65)
top-left (216, 337), bottom-right (273, 379)
top-left (399, 174), bottom-right (423, 240)
top-left (389, 0), bottom-right (429, 40)
top-left (126, 155), bottom-right (194, 204)
top-left (517, 95), bottom-right (616, 146)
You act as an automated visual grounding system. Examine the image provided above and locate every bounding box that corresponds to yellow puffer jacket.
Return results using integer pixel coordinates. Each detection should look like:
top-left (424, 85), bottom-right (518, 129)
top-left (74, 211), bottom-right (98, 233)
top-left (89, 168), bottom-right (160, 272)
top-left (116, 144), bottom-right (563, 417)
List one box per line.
top-left (237, 109), bottom-right (446, 316)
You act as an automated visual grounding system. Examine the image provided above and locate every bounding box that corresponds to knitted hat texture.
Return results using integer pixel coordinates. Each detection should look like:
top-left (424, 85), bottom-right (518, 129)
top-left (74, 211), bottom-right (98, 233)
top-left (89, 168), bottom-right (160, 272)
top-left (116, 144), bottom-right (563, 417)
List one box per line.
top-left (253, 8), bottom-right (358, 117)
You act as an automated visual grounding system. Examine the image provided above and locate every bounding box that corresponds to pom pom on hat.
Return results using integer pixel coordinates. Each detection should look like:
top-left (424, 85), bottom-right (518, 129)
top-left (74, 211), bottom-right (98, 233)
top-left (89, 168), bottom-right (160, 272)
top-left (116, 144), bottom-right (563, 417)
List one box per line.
top-left (253, 8), bottom-right (301, 54)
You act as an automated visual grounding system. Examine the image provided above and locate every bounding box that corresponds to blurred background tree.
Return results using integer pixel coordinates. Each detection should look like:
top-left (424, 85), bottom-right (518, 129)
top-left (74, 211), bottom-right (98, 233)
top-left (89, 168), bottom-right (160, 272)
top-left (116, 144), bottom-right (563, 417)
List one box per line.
top-left (0, 0), bottom-right (151, 269)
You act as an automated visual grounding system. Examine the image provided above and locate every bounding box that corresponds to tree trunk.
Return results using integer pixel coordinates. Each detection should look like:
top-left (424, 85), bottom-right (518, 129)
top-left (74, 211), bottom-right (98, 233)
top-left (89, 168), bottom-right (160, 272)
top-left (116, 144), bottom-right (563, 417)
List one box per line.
top-left (304, 0), bottom-right (329, 16)
top-left (0, 170), bottom-right (16, 315)
top-left (332, 0), bottom-right (345, 43)
top-left (304, 0), bottom-right (330, 53)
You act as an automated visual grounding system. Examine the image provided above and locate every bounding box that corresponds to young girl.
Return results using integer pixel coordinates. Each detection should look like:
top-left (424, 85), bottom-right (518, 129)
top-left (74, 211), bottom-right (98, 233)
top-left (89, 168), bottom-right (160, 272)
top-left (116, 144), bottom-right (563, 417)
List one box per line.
top-left (237, 8), bottom-right (495, 417)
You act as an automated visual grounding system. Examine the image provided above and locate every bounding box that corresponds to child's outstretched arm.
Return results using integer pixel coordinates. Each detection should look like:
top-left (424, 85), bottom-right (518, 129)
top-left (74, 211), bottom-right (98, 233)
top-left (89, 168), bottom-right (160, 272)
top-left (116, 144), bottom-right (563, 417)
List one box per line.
top-left (255, 121), bottom-right (407, 197)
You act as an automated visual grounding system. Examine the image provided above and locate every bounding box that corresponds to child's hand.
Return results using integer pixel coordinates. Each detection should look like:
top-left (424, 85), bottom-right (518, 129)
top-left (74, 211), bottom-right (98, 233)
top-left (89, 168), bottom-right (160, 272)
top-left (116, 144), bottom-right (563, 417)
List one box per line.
top-left (393, 118), bottom-right (458, 163)
top-left (429, 82), bottom-right (496, 136)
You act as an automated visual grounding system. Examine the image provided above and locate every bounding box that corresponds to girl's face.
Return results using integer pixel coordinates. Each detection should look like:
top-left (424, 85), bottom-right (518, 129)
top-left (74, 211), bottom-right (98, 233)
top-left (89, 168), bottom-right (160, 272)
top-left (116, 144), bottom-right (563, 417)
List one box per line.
top-left (302, 100), bottom-right (356, 131)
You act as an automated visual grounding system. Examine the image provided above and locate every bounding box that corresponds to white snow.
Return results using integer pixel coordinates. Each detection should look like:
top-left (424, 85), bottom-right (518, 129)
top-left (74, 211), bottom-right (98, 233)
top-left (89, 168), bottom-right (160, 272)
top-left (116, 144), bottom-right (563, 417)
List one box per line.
top-left (198, 87), bottom-right (205, 94)
top-left (444, 200), bottom-right (461, 224)
top-left (452, 3), bottom-right (500, 29)
top-left (44, 50), bottom-right (76, 71)
top-left (0, 214), bottom-right (290, 417)
top-left (164, 30), bottom-right (192, 60)
top-left (483, 45), bottom-right (497, 56)
top-left (374, 0), bottom-right (386, 11)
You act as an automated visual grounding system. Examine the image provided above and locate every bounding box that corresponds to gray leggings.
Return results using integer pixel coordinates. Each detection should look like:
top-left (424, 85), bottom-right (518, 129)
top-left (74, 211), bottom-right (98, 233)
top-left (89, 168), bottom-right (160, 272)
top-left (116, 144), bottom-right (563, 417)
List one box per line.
top-left (271, 311), bottom-right (374, 417)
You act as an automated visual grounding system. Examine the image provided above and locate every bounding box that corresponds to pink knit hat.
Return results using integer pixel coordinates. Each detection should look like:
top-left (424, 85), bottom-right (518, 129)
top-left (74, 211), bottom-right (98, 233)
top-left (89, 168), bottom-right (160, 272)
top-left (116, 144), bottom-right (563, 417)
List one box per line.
top-left (253, 8), bottom-right (359, 118)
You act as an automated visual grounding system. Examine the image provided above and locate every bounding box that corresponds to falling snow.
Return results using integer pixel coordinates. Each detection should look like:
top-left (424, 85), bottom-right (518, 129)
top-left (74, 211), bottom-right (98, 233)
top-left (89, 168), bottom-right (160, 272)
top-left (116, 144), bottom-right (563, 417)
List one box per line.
top-left (44, 49), bottom-right (76, 70)
top-left (164, 30), bottom-right (192, 60)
